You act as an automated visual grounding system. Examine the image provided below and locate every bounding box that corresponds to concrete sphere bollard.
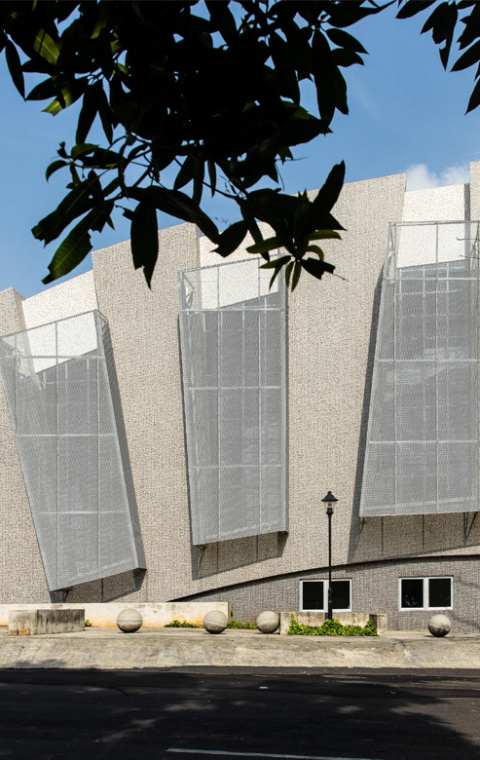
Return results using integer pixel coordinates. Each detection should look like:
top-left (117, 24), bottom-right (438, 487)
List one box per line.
top-left (203, 610), bottom-right (228, 634)
top-left (256, 611), bottom-right (280, 634)
top-left (428, 614), bottom-right (451, 637)
top-left (117, 608), bottom-right (143, 633)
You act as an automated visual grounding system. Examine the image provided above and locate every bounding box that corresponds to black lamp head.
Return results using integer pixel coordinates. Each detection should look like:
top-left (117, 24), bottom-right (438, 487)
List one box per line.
top-left (321, 491), bottom-right (338, 506)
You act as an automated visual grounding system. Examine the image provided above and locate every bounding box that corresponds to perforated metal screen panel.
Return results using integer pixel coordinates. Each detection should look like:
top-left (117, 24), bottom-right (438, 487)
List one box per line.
top-left (360, 221), bottom-right (480, 517)
top-left (0, 310), bottom-right (145, 590)
top-left (178, 258), bottom-right (288, 544)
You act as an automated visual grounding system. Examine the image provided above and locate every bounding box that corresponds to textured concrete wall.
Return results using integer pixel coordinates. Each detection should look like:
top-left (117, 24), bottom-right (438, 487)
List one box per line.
top-left (21, 271), bottom-right (97, 329)
top-left (90, 224), bottom-right (199, 602)
top-left (402, 185), bottom-right (467, 222)
top-left (0, 601), bottom-right (228, 628)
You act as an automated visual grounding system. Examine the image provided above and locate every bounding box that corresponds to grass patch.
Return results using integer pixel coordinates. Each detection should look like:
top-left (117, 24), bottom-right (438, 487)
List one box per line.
top-left (288, 614), bottom-right (377, 637)
top-left (227, 620), bottom-right (257, 629)
top-left (164, 619), bottom-right (201, 628)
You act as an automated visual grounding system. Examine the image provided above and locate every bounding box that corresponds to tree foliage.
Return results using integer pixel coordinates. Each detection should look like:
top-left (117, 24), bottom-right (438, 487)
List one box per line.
top-left (2, 1), bottom-right (480, 290)
top-left (0, 0), bottom-right (388, 289)
top-left (397, 1), bottom-right (480, 114)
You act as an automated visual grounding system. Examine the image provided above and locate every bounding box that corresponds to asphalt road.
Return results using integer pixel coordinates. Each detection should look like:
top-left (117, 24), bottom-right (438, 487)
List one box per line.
top-left (0, 668), bottom-right (479, 760)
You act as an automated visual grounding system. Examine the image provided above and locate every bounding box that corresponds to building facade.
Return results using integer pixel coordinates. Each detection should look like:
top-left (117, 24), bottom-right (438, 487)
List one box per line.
top-left (1, 165), bottom-right (480, 630)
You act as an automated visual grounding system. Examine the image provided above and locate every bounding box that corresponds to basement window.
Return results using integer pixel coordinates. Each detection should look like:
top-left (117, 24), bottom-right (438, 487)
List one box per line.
top-left (300, 580), bottom-right (351, 612)
top-left (399, 577), bottom-right (452, 610)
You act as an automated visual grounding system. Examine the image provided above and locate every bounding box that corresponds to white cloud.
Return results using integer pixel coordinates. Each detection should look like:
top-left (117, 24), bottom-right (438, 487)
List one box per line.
top-left (406, 163), bottom-right (470, 191)
top-left (440, 164), bottom-right (470, 186)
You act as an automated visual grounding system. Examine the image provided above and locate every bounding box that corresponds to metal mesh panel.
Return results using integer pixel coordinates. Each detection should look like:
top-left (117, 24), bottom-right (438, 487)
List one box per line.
top-left (178, 257), bottom-right (288, 544)
top-left (361, 221), bottom-right (480, 516)
top-left (0, 310), bottom-right (145, 590)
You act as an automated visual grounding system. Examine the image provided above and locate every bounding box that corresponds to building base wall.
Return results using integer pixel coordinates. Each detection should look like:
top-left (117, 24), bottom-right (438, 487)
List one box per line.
top-left (176, 556), bottom-right (480, 633)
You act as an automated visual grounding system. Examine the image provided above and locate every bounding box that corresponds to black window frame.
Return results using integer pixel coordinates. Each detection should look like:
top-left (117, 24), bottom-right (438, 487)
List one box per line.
top-left (299, 579), bottom-right (352, 612)
top-left (399, 576), bottom-right (453, 610)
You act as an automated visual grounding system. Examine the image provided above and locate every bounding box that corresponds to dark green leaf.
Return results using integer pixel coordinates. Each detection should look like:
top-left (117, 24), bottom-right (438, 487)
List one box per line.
top-left (452, 39), bottom-right (480, 71)
top-left (306, 244), bottom-right (324, 258)
top-left (33, 183), bottom-right (93, 244)
top-left (328, 1), bottom-right (388, 28)
top-left (312, 162), bottom-right (346, 224)
top-left (71, 143), bottom-right (98, 159)
top-left (466, 76), bottom-right (480, 112)
top-left (308, 229), bottom-right (342, 241)
top-left (5, 41), bottom-right (24, 98)
top-left (332, 48), bottom-right (365, 68)
top-left (291, 260), bottom-right (302, 291)
top-left (213, 221), bottom-right (249, 257)
top-left (396, 0), bottom-right (436, 20)
top-left (312, 30), bottom-right (337, 126)
top-left (42, 217), bottom-right (93, 284)
top-left (174, 156), bottom-right (196, 191)
top-left (46, 159), bottom-right (67, 181)
top-left (76, 87), bottom-right (99, 144)
top-left (246, 236), bottom-right (283, 255)
top-left (43, 78), bottom-right (88, 115)
top-left (130, 193), bottom-right (158, 286)
top-left (260, 255), bottom-right (291, 270)
top-left (300, 257), bottom-right (335, 279)
top-left (458, 4), bottom-right (480, 48)
top-left (97, 83), bottom-right (114, 144)
top-left (134, 187), bottom-right (219, 241)
top-left (33, 29), bottom-right (60, 66)
top-left (284, 260), bottom-right (294, 288)
top-left (27, 78), bottom-right (56, 101)
top-left (326, 28), bottom-right (368, 55)
top-left (421, 1), bottom-right (458, 69)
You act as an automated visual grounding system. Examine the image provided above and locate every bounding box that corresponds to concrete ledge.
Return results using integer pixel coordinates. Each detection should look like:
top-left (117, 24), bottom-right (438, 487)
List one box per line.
top-left (0, 628), bottom-right (478, 669)
top-left (0, 602), bottom-right (228, 629)
top-left (8, 609), bottom-right (84, 636)
top-left (279, 612), bottom-right (387, 635)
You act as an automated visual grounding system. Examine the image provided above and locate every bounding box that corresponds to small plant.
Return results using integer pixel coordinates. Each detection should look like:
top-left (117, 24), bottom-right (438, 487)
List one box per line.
top-left (288, 614), bottom-right (377, 637)
top-left (227, 620), bottom-right (257, 629)
top-left (164, 619), bottom-right (200, 628)
top-left (84, 619), bottom-right (92, 627)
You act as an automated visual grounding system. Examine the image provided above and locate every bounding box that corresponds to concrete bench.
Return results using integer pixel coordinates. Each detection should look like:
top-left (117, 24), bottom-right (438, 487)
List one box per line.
top-left (8, 609), bottom-right (85, 636)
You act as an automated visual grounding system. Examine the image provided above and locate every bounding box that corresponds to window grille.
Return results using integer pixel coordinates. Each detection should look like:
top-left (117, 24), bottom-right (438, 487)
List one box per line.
top-left (0, 310), bottom-right (145, 590)
top-left (361, 221), bottom-right (480, 517)
top-left (178, 257), bottom-right (288, 544)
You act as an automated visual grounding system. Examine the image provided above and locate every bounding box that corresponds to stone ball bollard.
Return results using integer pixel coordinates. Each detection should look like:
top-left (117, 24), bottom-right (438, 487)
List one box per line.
top-left (256, 611), bottom-right (280, 634)
top-left (203, 610), bottom-right (228, 634)
top-left (428, 614), bottom-right (451, 637)
top-left (116, 608), bottom-right (143, 633)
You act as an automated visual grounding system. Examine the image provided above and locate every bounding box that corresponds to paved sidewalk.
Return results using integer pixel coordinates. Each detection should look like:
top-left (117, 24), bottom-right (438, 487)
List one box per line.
top-left (1, 625), bottom-right (480, 670)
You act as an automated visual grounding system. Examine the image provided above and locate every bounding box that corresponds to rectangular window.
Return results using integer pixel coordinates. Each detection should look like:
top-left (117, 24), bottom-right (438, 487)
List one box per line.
top-left (300, 580), bottom-right (351, 612)
top-left (399, 577), bottom-right (452, 610)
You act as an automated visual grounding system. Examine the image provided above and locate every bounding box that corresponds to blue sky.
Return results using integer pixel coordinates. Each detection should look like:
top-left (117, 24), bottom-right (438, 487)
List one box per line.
top-left (1, 3), bottom-right (479, 298)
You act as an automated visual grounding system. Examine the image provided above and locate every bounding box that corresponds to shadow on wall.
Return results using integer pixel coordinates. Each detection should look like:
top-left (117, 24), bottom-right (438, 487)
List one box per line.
top-left (191, 532), bottom-right (288, 580)
top-left (348, 272), bottom-right (480, 563)
top-left (51, 568), bottom-right (146, 604)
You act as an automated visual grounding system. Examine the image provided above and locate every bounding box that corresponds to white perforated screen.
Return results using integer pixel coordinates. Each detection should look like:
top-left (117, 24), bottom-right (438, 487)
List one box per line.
top-left (361, 221), bottom-right (480, 517)
top-left (178, 258), bottom-right (288, 544)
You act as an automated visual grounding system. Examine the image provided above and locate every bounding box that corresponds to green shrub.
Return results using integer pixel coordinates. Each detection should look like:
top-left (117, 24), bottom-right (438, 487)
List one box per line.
top-left (227, 620), bottom-right (257, 629)
top-left (288, 614), bottom-right (377, 636)
top-left (164, 619), bottom-right (200, 628)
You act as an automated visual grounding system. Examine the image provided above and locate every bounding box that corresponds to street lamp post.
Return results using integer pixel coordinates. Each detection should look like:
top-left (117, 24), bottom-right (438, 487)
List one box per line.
top-left (321, 491), bottom-right (338, 620)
